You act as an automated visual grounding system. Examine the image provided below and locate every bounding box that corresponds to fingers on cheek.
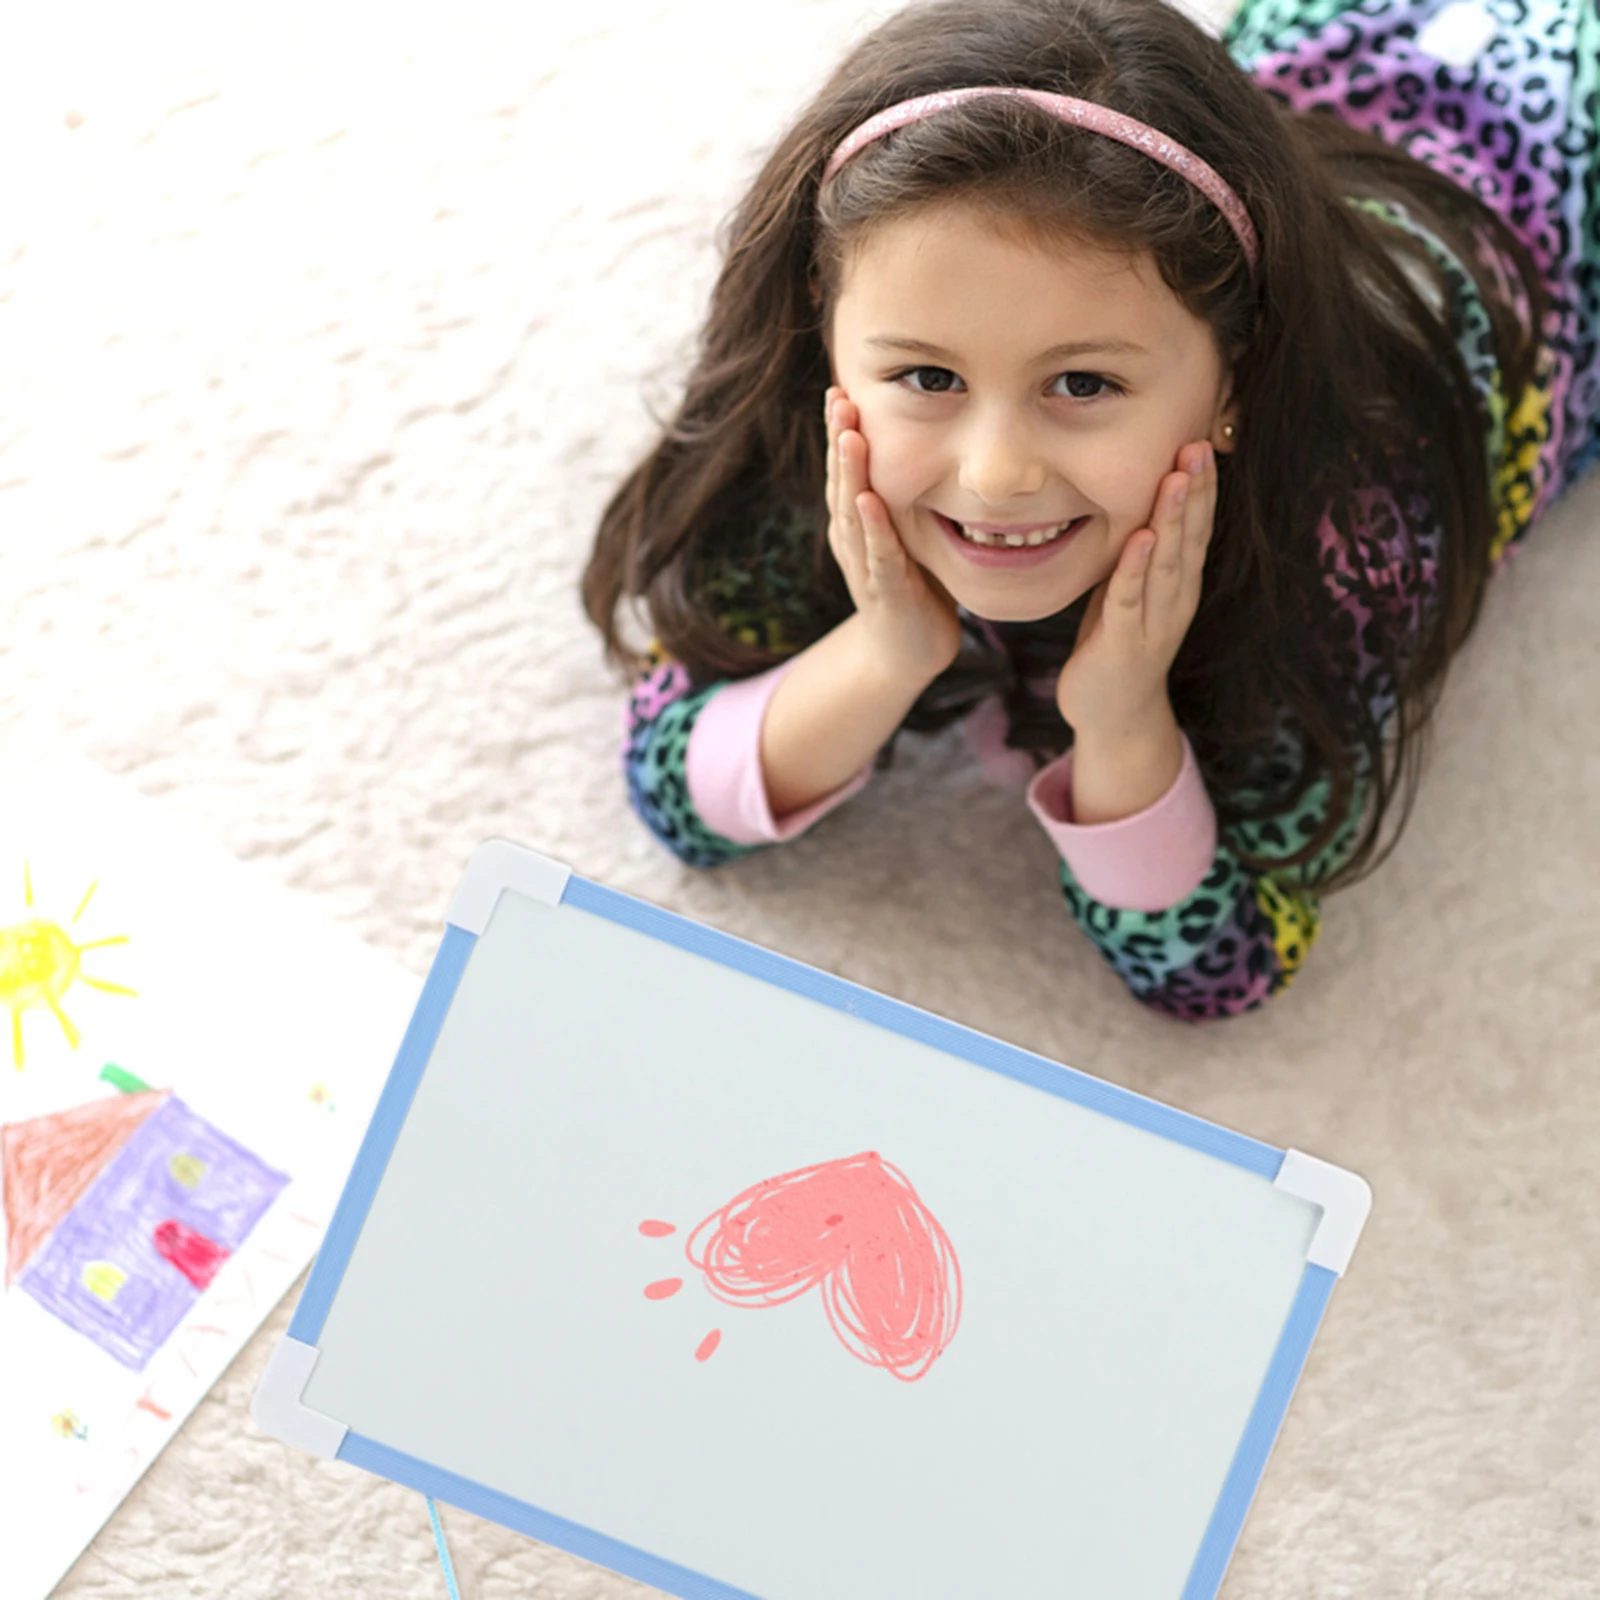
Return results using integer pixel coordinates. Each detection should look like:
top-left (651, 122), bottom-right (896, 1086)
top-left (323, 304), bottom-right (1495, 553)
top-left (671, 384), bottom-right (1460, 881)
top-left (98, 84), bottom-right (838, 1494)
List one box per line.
top-left (1116, 535), bottom-right (1150, 597)
top-left (1169, 472), bottom-right (1192, 520)
top-left (861, 495), bottom-right (888, 552)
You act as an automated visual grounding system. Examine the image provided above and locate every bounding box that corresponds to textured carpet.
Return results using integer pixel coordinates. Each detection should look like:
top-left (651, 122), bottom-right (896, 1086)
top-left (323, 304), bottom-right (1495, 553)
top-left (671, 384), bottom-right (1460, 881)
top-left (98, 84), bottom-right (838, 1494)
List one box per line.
top-left (3, 1), bottom-right (1596, 1595)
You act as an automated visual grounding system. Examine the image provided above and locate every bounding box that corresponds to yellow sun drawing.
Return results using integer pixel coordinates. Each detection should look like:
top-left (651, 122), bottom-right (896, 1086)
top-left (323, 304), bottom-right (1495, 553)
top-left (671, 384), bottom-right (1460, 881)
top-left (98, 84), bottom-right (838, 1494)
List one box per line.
top-left (1, 864), bottom-right (136, 1069)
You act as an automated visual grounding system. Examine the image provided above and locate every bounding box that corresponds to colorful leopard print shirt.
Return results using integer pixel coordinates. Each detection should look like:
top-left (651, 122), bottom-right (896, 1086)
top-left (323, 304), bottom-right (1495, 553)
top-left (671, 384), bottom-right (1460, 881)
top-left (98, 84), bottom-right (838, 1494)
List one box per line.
top-left (620, 0), bottom-right (1598, 1018)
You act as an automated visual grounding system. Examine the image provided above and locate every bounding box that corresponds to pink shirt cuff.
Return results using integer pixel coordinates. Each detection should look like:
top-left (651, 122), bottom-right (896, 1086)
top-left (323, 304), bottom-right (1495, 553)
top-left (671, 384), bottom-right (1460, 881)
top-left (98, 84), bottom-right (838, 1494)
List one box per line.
top-left (1026, 734), bottom-right (1217, 911)
top-left (685, 659), bottom-right (872, 845)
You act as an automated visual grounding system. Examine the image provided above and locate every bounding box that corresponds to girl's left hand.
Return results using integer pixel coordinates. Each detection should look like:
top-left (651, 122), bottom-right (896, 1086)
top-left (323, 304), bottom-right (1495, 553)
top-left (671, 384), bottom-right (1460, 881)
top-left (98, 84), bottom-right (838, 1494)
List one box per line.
top-left (1056, 441), bottom-right (1216, 739)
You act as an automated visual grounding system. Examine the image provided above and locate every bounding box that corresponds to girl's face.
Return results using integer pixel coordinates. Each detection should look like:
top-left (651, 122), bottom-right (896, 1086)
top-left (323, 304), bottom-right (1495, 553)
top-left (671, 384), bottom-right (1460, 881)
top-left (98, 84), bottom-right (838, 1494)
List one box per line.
top-left (824, 202), bottom-right (1238, 623)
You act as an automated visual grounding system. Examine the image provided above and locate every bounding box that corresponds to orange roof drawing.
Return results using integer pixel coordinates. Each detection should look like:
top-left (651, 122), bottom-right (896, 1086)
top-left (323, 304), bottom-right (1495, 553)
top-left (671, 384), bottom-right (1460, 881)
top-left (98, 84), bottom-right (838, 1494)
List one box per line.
top-left (2, 1090), bottom-right (171, 1285)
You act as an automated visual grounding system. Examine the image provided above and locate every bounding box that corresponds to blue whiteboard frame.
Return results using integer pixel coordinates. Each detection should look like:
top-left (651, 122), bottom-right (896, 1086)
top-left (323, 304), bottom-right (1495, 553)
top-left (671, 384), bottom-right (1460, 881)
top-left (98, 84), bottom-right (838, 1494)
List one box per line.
top-left (255, 841), bottom-right (1371, 1600)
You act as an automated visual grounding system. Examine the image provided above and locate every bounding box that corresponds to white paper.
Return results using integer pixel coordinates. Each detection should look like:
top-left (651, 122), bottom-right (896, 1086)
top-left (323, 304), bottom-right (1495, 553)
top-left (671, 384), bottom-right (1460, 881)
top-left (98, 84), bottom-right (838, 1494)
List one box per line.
top-left (0, 757), bottom-right (418, 1599)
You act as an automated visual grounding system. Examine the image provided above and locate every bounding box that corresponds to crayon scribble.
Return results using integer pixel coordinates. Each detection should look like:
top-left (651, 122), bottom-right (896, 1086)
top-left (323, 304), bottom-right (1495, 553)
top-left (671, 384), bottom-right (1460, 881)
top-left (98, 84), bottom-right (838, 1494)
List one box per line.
top-left (51, 1410), bottom-right (88, 1441)
top-left (99, 1063), bottom-right (150, 1095)
top-left (640, 1151), bottom-right (961, 1381)
top-left (153, 1218), bottom-right (231, 1290)
top-left (1, 867), bottom-right (136, 1069)
top-left (3, 1091), bottom-right (287, 1369)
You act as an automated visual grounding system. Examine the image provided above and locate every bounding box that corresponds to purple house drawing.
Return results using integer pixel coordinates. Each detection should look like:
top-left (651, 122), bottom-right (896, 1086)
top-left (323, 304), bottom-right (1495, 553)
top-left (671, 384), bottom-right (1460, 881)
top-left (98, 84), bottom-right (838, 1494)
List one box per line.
top-left (2, 1090), bottom-right (288, 1371)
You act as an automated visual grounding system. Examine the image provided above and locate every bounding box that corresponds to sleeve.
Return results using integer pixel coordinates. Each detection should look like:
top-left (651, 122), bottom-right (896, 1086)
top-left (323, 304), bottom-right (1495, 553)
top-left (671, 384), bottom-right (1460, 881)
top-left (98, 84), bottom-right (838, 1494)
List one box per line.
top-left (618, 498), bottom-right (871, 867)
top-left (622, 647), bottom-right (757, 869)
top-left (1026, 734), bottom-right (1220, 911)
top-left (622, 647), bottom-right (871, 868)
top-left (1029, 711), bottom-right (1370, 1021)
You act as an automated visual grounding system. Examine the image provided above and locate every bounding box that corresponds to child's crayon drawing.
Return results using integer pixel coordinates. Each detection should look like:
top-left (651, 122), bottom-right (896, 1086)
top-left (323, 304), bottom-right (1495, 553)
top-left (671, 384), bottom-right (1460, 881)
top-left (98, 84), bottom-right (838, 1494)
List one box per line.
top-left (2, 1085), bottom-right (289, 1370)
top-left (1, 867), bottom-right (136, 1069)
top-left (51, 1410), bottom-right (89, 1442)
top-left (640, 1151), bottom-right (962, 1381)
top-left (0, 762), bottom-right (417, 1600)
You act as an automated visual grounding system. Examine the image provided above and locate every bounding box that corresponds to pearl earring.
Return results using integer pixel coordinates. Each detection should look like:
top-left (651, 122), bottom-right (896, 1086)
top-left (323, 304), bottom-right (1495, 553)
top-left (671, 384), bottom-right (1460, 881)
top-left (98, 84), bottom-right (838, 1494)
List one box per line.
top-left (1221, 422), bottom-right (1236, 441)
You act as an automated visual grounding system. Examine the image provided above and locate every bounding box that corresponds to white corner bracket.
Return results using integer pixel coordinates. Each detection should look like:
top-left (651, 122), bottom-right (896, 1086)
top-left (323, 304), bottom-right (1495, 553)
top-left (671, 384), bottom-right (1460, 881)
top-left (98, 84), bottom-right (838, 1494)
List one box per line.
top-left (250, 1334), bottom-right (349, 1459)
top-left (1272, 1148), bottom-right (1374, 1276)
top-left (445, 838), bottom-right (573, 934)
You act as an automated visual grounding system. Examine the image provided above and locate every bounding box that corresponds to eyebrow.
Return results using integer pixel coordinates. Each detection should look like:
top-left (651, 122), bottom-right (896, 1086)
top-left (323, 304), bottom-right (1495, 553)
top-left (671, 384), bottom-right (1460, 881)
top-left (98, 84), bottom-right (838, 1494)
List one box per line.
top-left (863, 335), bottom-right (1149, 362)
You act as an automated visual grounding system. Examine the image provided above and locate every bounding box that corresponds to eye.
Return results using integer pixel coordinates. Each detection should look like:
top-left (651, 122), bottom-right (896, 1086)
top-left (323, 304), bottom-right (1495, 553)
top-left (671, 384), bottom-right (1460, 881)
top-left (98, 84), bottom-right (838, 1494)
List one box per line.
top-left (893, 365), bottom-right (963, 394)
top-left (1052, 371), bottom-right (1123, 401)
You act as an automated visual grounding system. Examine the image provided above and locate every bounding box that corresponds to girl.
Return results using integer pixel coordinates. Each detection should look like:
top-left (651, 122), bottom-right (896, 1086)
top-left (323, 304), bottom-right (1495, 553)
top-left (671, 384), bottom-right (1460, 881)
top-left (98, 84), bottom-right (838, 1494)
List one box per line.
top-left (582, 0), bottom-right (1596, 1020)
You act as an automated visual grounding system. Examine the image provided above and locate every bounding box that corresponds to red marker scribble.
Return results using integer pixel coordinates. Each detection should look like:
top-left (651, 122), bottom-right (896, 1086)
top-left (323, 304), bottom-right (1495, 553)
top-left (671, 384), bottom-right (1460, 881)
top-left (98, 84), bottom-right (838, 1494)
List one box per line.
top-left (638, 1220), bottom-right (676, 1238)
top-left (685, 1151), bottom-right (961, 1382)
top-left (152, 1219), bottom-right (230, 1290)
top-left (695, 1330), bottom-right (721, 1362)
top-left (644, 1277), bottom-right (682, 1300)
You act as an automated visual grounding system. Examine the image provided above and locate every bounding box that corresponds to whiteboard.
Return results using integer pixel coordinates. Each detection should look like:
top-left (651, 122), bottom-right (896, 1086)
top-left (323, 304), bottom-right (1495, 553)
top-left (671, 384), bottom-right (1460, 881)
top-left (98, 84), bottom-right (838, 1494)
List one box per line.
top-left (252, 841), bottom-right (1372, 1600)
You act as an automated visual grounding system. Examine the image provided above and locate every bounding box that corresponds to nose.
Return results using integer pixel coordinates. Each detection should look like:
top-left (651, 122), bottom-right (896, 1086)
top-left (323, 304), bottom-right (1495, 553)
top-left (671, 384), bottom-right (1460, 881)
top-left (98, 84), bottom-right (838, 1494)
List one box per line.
top-left (955, 407), bottom-right (1049, 505)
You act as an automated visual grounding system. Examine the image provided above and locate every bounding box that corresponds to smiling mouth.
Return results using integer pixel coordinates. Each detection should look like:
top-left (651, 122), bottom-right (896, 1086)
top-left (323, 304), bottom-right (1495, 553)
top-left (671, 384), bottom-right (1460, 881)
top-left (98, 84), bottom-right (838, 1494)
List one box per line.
top-left (934, 512), bottom-right (1087, 549)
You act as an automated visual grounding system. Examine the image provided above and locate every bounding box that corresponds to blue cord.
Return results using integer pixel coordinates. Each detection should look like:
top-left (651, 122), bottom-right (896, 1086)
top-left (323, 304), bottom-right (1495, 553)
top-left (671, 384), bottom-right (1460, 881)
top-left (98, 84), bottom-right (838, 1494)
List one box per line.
top-left (426, 1496), bottom-right (463, 1600)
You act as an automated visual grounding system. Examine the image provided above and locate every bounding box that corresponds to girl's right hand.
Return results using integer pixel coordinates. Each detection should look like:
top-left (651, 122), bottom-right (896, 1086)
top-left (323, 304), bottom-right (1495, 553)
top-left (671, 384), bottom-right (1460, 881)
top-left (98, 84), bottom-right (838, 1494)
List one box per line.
top-left (825, 386), bottom-right (963, 683)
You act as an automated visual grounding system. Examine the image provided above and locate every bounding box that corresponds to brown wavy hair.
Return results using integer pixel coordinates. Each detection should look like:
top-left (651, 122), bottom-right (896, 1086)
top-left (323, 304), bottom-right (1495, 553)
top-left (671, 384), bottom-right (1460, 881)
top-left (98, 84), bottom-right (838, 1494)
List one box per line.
top-left (582, 0), bottom-right (1544, 887)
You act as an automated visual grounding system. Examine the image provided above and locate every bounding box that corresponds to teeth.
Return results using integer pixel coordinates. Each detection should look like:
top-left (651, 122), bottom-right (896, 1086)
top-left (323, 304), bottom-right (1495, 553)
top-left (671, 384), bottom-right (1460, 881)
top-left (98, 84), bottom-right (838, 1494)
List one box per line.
top-left (952, 518), bottom-right (1075, 548)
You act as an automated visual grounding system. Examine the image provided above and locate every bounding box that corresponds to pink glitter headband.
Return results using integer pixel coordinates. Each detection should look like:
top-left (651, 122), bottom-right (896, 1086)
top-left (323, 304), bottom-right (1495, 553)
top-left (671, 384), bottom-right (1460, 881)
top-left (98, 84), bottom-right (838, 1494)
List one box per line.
top-left (820, 86), bottom-right (1260, 276)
